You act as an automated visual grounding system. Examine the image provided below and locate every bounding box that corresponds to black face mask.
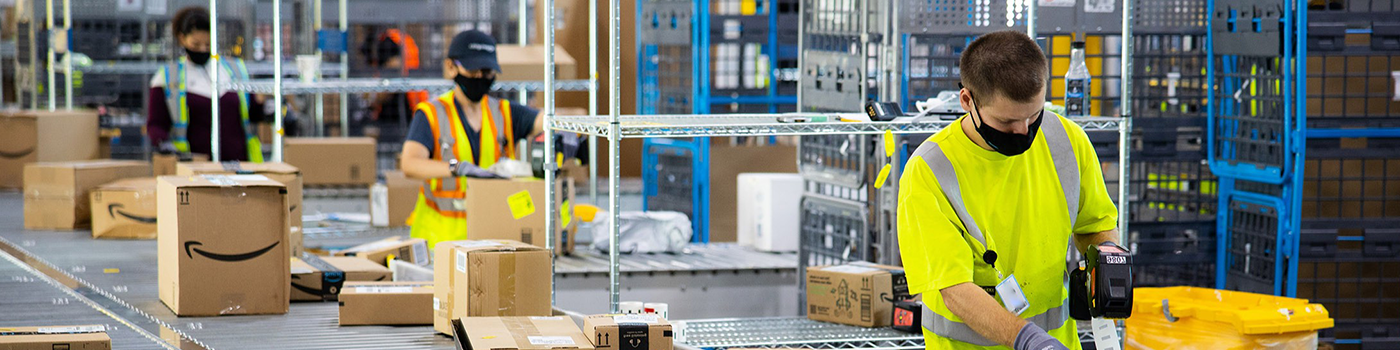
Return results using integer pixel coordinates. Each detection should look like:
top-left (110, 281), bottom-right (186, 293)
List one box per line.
top-left (968, 89), bottom-right (1044, 157)
top-left (185, 48), bottom-right (210, 66)
top-left (454, 75), bottom-right (494, 102)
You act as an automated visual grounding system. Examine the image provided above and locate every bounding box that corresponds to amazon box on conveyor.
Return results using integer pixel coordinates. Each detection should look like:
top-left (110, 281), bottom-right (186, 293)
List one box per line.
top-left (0, 109), bottom-right (100, 189)
top-left (23, 160), bottom-right (151, 230)
top-left (89, 177), bottom-right (158, 239)
top-left (338, 281), bottom-right (434, 326)
top-left (805, 263), bottom-right (905, 327)
top-left (433, 240), bottom-right (552, 335)
top-left (583, 314), bottom-right (673, 350)
top-left (283, 137), bottom-right (377, 186)
top-left (0, 325), bottom-right (111, 349)
top-left (158, 175), bottom-right (289, 316)
top-left (452, 317), bottom-right (594, 350)
top-left (177, 161), bottom-right (305, 255)
top-left (334, 235), bottom-right (430, 267)
top-left (290, 256), bottom-right (393, 302)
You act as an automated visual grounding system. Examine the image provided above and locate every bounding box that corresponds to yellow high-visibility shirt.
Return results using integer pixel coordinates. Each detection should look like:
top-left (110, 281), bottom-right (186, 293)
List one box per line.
top-left (897, 114), bottom-right (1118, 349)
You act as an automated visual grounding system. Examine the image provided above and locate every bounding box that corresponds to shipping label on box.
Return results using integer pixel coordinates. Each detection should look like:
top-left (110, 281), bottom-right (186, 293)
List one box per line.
top-left (157, 175), bottom-right (289, 316)
top-left (804, 263), bottom-right (902, 327)
top-left (90, 177), bottom-right (158, 239)
top-left (335, 235), bottom-right (430, 267)
top-left (0, 325), bottom-right (111, 349)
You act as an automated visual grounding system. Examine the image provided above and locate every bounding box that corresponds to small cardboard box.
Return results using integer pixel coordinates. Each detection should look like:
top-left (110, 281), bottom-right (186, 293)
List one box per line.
top-left (497, 45), bottom-right (577, 81)
top-left (805, 263), bottom-right (904, 327)
top-left (0, 325), bottom-right (111, 349)
top-left (464, 177), bottom-right (577, 255)
top-left (177, 161), bottom-right (305, 255)
top-left (89, 177), bottom-right (158, 239)
top-left (283, 137), bottom-right (377, 186)
top-left (583, 314), bottom-right (674, 350)
top-left (0, 109), bottom-right (100, 189)
top-left (453, 317), bottom-right (595, 350)
top-left (157, 175), bottom-right (289, 316)
top-left (334, 235), bottom-right (430, 267)
top-left (433, 240), bottom-right (553, 335)
top-left (371, 171), bottom-right (420, 228)
top-left (23, 160), bottom-right (151, 230)
top-left (291, 256), bottom-right (394, 302)
top-left (338, 281), bottom-right (434, 326)
top-left (152, 153), bottom-right (209, 176)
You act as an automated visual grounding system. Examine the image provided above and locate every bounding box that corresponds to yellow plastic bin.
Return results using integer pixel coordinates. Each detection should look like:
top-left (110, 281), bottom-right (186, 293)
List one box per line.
top-left (1126, 287), bottom-right (1334, 350)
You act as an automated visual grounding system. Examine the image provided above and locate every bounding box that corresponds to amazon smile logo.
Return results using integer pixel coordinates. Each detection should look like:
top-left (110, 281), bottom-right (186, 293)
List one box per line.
top-left (0, 146), bottom-right (35, 159)
top-left (184, 241), bottom-right (281, 262)
top-left (107, 204), bottom-right (157, 224)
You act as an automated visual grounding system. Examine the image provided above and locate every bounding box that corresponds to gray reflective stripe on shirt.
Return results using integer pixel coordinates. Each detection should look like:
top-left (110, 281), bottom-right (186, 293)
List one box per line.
top-left (423, 190), bottom-right (465, 214)
top-left (912, 113), bottom-right (1080, 344)
top-left (429, 99), bottom-right (459, 192)
top-left (1039, 111), bottom-right (1080, 227)
top-left (485, 97), bottom-right (507, 147)
top-left (922, 303), bottom-right (1070, 346)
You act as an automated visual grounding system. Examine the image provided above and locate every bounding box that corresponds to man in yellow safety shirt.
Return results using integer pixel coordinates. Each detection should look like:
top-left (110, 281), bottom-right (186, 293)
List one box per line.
top-left (400, 30), bottom-right (546, 248)
top-left (896, 30), bottom-right (1123, 350)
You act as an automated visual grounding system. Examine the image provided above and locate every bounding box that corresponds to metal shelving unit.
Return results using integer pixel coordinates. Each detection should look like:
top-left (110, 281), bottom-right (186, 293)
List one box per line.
top-left (221, 78), bottom-right (592, 95)
top-left (673, 317), bottom-right (923, 349)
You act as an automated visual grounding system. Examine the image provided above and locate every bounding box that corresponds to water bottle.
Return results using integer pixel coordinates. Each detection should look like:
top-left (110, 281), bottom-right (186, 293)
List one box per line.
top-left (1064, 41), bottom-right (1092, 117)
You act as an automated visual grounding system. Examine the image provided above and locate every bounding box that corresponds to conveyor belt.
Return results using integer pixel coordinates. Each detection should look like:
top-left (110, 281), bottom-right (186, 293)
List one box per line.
top-left (674, 317), bottom-right (924, 349)
top-left (555, 244), bottom-right (798, 275)
top-left (0, 245), bottom-right (170, 349)
top-left (0, 193), bottom-right (457, 350)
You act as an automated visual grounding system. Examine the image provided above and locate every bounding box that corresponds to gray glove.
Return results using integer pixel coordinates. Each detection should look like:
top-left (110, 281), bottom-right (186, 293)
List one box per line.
top-left (1014, 323), bottom-right (1069, 350)
top-left (453, 162), bottom-right (504, 179)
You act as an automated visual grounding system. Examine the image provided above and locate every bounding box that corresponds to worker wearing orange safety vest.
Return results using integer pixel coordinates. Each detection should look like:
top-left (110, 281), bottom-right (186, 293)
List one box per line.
top-left (399, 30), bottom-right (545, 248)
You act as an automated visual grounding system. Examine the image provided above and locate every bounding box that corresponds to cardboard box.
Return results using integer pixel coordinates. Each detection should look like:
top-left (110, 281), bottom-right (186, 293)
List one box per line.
top-left (497, 45), bottom-right (577, 82)
top-left (23, 160), bottom-right (151, 230)
top-left (433, 240), bottom-right (553, 335)
top-left (283, 137), bottom-right (377, 186)
top-left (805, 263), bottom-right (904, 327)
top-left (453, 317), bottom-right (594, 350)
top-left (0, 325), bottom-right (111, 349)
top-left (152, 153), bottom-right (209, 176)
top-left (371, 171), bottom-right (420, 227)
top-left (709, 144), bottom-right (798, 242)
top-left (334, 235), bottom-right (431, 267)
top-left (177, 161), bottom-right (305, 255)
top-left (338, 281), bottom-right (434, 326)
top-left (463, 177), bottom-right (577, 255)
top-left (736, 173), bottom-right (803, 252)
top-left (89, 177), bottom-right (158, 239)
top-left (291, 256), bottom-right (394, 302)
top-left (583, 314), bottom-right (673, 350)
top-left (157, 175), bottom-right (289, 316)
top-left (0, 109), bottom-right (100, 188)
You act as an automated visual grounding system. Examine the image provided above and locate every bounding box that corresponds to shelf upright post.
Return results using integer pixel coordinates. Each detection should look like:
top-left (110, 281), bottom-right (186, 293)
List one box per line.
top-left (1118, 0), bottom-right (1133, 238)
top-left (211, 0), bottom-right (221, 161)
top-left (314, 0), bottom-right (324, 136)
top-left (589, 0), bottom-right (599, 206)
top-left (45, 0), bottom-right (53, 111)
top-left (607, 0), bottom-right (622, 314)
top-left (543, 0), bottom-right (559, 307)
top-left (340, 0), bottom-right (349, 137)
top-left (519, 0), bottom-right (530, 104)
top-left (63, 0), bottom-right (70, 110)
top-left (274, 0), bottom-right (285, 162)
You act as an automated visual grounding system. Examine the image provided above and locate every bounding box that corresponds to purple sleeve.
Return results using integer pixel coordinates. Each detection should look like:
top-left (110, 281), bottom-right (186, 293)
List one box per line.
top-left (147, 87), bottom-right (172, 146)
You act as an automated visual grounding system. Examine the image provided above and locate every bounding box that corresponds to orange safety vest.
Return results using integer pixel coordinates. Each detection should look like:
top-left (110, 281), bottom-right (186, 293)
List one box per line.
top-left (409, 92), bottom-right (516, 247)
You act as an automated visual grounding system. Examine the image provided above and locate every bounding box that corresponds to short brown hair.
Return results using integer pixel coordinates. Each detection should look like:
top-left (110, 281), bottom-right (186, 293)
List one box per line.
top-left (960, 30), bottom-right (1048, 103)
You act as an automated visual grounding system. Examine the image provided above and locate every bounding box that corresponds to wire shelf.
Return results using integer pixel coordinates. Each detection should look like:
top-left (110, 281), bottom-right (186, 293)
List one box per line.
top-left (77, 61), bottom-right (347, 76)
top-left (215, 78), bottom-right (591, 94)
top-left (552, 115), bottom-right (1124, 138)
top-left (674, 317), bottom-right (923, 349)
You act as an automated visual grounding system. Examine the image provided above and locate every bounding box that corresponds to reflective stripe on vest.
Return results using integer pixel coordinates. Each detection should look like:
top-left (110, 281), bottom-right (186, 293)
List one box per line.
top-left (914, 111), bottom-right (1080, 345)
top-left (417, 94), bottom-right (515, 217)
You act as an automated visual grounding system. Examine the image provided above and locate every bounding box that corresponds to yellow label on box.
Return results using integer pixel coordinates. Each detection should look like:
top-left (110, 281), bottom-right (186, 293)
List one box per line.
top-left (507, 190), bottom-right (536, 219)
top-left (561, 200), bottom-right (572, 227)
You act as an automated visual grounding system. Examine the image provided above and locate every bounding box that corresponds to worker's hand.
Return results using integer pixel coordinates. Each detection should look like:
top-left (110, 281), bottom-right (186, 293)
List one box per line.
top-left (1013, 323), bottom-right (1069, 350)
top-left (453, 162), bottom-right (503, 179)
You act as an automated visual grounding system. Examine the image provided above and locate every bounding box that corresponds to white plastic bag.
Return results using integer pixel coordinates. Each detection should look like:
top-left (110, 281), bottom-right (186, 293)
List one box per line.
top-left (588, 211), bottom-right (693, 253)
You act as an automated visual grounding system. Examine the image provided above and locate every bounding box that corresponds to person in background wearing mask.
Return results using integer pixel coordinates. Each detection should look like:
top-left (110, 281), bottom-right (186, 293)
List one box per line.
top-left (896, 30), bottom-right (1123, 350)
top-left (148, 6), bottom-right (266, 162)
top-left (400, 30), bottom-right (544, 247)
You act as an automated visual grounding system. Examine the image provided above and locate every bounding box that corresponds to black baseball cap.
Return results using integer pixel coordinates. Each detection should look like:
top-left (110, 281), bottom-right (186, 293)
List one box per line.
top-left (447, 30), bottom-right (500, 72)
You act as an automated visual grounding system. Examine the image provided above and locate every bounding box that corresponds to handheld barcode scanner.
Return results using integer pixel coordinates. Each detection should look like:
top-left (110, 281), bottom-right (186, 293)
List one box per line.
top-left (1069, 242), bottom-right (1134, 320)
